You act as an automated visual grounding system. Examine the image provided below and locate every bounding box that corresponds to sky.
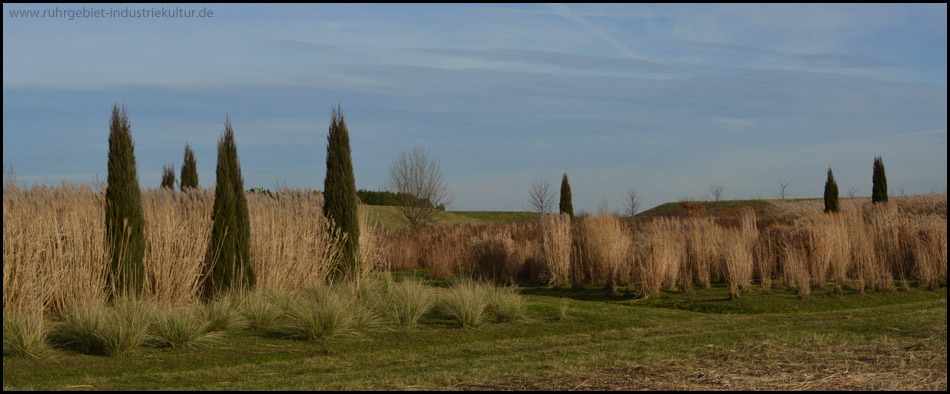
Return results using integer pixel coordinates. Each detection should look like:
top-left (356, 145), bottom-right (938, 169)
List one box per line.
top-left (3, 3), bottom-right (947, 213)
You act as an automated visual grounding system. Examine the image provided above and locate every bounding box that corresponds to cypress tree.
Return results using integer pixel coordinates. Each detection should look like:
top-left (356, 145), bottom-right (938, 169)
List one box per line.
top-left (824, 167), bottom-right (839, 214)
top-left (206, 117), bottom-right (254, 297)
top-left (180, 143), bottom-right (199, 190)
top-left (872, 156), bottom-right (888, 204)
top-left (161, 164), bottom-right (176, 190)
top-left (559, 173), bottom-right (574, 219)
top-left (105, 104), bottom-right (146, 296)
top-left (323, 105), bottom-right (360, 283)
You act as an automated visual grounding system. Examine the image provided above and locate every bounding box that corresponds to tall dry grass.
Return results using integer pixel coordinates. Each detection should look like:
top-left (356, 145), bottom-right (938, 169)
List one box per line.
top-left (572, 215), bottom-right (630, 293)
top-left (629, 217), bottom-right (681, 297)
top-left (4, 179), bottom-right (945, 322)
top-left (142, 188), bottom-right (212, 306)
top-left (3, 182), bottom-right (110, 316)
top-left (683, 217), bottom-right (720, 290)
top-left (470, 230), bottom-right (519, 284)
top-left (753, 226), bottom-right (784, 293)
top-left (720, 208), bottom-right (757, 299)
top-left (247, 190), bottom-right (343, 293)
top-left (539, 213), bottom-right (572, 286)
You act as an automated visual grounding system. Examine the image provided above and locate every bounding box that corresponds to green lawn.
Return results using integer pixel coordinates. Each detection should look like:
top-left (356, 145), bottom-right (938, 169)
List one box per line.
top-left (4, 284), bottom-right (946, 390)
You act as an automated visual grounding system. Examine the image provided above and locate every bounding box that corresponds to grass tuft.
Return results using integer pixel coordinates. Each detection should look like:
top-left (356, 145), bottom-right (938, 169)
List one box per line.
top-left (486, 285), bottom-right (526, 323)
top-left (3, 311), bottom-right (47, 358)
top-left (49, 302), bottom-right (107, 354)
top-left (151, 307), bottom-right (218, 350)
top-left (441, 280), bottom-right (490, 328)
top-left (99, 296), bottom-right (158, 357)
top-left (284, 285), bottom-right (354, 341)
top-left (380, 277), bottom-right (434, 329)
top-left (201, 292), bottom-right (247, 333)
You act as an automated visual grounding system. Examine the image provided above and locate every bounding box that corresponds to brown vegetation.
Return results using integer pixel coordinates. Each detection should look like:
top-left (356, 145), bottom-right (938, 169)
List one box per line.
top-left (3, 182), bottom-right (946, 318)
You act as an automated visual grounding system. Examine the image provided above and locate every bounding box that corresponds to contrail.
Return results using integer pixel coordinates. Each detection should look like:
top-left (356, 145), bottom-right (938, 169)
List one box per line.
top-left (546, 3), bottom-right (643, 61)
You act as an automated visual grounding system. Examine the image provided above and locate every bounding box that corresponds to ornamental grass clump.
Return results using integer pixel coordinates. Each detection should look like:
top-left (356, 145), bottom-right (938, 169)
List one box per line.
top-left (380, 277), bottom-right (434, 329)
top-left (150, 307), bottom-right (217, 350)
top-left (486, 285), bottom-right (526, 323)
top-left (49, 302), bottom-right (108, 354)
top-left (284, 285), bottom-right (355, 341)
top-left (201, 291), bottom-right (246, 333)
top-left (442, 280), bottom-right (490, 328)
top-left (3, 311), bottom-right (47, 358)
top-left (98, 296), bottom-right (158, 357)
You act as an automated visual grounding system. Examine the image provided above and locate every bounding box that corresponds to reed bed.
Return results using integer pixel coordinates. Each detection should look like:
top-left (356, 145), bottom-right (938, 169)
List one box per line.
top-left (539, 213), bottom-right (572, 286)
top-left (3, 180), bottom-right (945, 323)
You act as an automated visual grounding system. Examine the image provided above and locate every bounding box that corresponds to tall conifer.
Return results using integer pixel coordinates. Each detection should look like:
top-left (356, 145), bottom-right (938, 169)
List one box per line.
top-left (323, 105), bottom-right (360, 282)
top-left (180, 143), bottom-right (199, 190)
top-left (872, 156), bottom-right (888, 204)
top-left (824, 167), bottom-right (839, 214)
top-left (161, 164), bottom-right (176, 190)
top-left (105, 104), bottom-right (146, 296)
top-left (559, 173), bottom-right (574, 219)
top-left (206, 117), bottom-right (253, 296)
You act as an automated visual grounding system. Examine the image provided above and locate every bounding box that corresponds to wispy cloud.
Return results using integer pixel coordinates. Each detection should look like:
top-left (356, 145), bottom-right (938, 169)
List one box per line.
top-left (546, 3), bottom-right (645, 61)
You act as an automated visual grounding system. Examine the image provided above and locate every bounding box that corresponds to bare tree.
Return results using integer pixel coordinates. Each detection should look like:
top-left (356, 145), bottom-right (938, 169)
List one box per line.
top-left (847, 186), bottom-right (858, 199)
top-left (597, 198), bottom-right (610, 216)
top-left (527, 177), bottom-right (555, 214)
top-left (624, 187), bottom-right (641, 218)
top-left (708, 183), bottom-right (724, 214)
top-left (778, 182), bottom-right (790, 201)
top-left (386, 145), bottom-right (453, 228)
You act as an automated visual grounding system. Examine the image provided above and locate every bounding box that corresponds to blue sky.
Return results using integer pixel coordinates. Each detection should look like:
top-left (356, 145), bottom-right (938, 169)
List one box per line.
top-left (3, 3), bottom-right (947, 212)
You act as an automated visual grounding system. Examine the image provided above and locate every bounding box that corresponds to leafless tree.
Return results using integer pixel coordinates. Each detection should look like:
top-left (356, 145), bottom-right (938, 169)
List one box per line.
top-left (624, 187), bottom-right (641, 218)
top-left (708, 183), bottom-right (724, 214)
top-left (527, 177), bottom-right (555, 214)
top-left (597, 198), bottom-right (610, 216)
top-left (847, 186), bottom-right (858, 199)
top-left (386, 145), bottom-right (453, 228)
top-left (778, 182), bottom-right (790, 201)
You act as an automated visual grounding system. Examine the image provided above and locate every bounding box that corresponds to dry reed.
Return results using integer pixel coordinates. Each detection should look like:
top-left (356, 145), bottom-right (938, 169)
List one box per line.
top-left (572, 215), bottom-right (630, 293)
top-left (539, 213), bottom-right (572, 287)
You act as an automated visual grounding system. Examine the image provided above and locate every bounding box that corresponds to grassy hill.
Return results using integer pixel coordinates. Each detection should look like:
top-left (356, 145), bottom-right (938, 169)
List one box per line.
top-left (362, 205), bottom-right (540, 230)
top-left (636, 199), bottom-right (776, 219)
